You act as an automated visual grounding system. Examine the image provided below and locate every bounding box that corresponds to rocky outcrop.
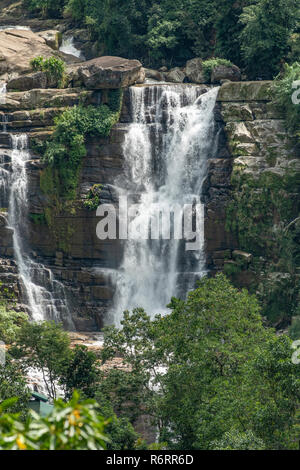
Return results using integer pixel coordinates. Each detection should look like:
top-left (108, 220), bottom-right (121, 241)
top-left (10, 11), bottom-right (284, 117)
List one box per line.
top-left (165, 67), bottom-right (185, 83)
top-left (185, 58), bottom-right (205, 84)
top-left (211, 64), bottom-right (241, 83)
top-left (0, 29), bottom-right (62, 79)
top-left (7, 72), bottom-right (48, 91)
top-left (205, 80), bottom-right (300, 327)
top-left (37, 30), bottom-right (62, 50)
top-left (68, 56), bottom-right (144, 89)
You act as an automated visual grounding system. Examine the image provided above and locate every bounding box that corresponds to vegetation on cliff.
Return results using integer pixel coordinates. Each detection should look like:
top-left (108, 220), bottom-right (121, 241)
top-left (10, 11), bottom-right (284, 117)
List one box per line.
top-left (24, 0), bottom-right (299, 78)
top-left (38, 89), bottom-right (122, 251)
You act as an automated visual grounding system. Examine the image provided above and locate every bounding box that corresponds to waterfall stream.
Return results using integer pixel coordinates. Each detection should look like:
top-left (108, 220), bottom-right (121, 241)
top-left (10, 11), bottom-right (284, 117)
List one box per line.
top-left (109, 84), bottom-right (219, 325)
top-left (0, 86), bottom-right (73, 327)
top-left (59, 36), bottom-right (84, 60)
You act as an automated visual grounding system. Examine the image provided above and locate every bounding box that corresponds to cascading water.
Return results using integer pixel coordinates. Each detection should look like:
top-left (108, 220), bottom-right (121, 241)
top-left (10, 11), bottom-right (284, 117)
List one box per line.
top-left (110, 84), bottom-right (219, 325)
top-left (59, 36), bottom-right (84, 59)
top-left (0, 86), bottom-right (73, 327)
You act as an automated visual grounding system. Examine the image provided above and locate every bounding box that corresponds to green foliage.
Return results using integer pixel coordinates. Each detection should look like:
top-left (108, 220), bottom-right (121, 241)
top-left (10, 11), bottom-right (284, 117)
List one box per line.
top-left (226, 170), bottom-right (300, 324)
top-left (212, 429), bottom-right (265, 450)
top-left (0, 391), bottom-right (109, 450)
top-left (202, 57), bottom-right (234, 82)
top-left (0, 306), bottom-right (27, 344)
top-left (23, 0), bottom-right (299, 75)
top-left (29, 213), bottom-right (47, 225)
top-left (274, 62), bottom-right (300, 139)
top-left (30, 56), bottom-right (66, 87)
top-left (11, 321), bottom-right (71, 400)
top-left (100, 274), bottom-right (300, 450)
top-left (83, 184), bottom-right (102, 211)
top-left (239, 0), bottom-right (299, 78)
top-left (215, 0), bottom-right (249, 66)
top-left (42, 103), bottom-right (121, 201)
top-left (0, 357), bottom-right (30, 416)
top-left (60, 345), bottom-right (99, 400)
top-left (23, 0), bottom-right (65, 18)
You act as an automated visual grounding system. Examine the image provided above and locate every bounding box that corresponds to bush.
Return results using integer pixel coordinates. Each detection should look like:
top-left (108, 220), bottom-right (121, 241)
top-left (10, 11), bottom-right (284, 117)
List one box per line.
top-left (239, 0), bottom-right (299, 78)
top-left (0, 306), bottom-right (27, 344)
top-left (83, 184), bottom-right (102, 211)
top-left (24, 0), bottom-right (65, 18)
top-left (42, 101), bottom-right (121, 200)
top-left (30, 56), bottom-right (66, 87)
top-left (202, 57), bottom-right (233, 81)
top-left (273, 62), bottom-right (300, 139)
top-left (0, 392), bottom-right (109, 450)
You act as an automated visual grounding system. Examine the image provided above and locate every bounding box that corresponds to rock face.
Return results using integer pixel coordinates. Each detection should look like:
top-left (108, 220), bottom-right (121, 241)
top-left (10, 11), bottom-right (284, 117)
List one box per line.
top-left (7, 72), bottom-right (48, 91)
top-left (211, 64), bottom-right (241, 83)
top-left (0, 29), bottom-right (60, 78)
top-left (206, 80), bottom-right (299, 327)
top-left (165, 67), bottom-right (185, 83)
top-left (185, 58), bottom-right (205, 83)
top-left (37, 30), bottom-right (62, 50)
top-left (68, 56), bottom-right (143, 89)
top-left (144, 68), bottom-right (164, 82)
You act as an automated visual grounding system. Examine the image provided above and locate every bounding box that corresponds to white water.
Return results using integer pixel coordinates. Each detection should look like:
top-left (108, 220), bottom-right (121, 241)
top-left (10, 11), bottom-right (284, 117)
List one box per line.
top-left (7, 135), bottom-right (72, 324)
top-left (59, 36), bottom-right (84, 59)
top-left (0, 84), bottom-right (73, 326)
top-left (110, 85), bottom-right (219, 325)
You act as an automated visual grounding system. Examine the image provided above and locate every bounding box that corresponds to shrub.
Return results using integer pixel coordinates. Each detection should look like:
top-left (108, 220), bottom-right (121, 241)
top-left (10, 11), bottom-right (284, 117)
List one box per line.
top-left (30, 56), bottom-right (66, 87)
top-left (83, 184), bottom-right (102, 211)
top-left (23, 0), bottom-right (65, 18)
top-left (273, 62), bottom-right (300, 140)
top-left (0, 392), bottom-right (109, 450)
top-left (0, 307), bottom-right (27, 344)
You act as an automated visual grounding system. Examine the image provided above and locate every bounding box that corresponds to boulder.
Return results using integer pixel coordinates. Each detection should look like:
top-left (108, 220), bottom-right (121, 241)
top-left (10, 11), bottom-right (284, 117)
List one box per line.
top-left (136, 67), bottom-right (146, 84)
top-left (0, 29), bottom-right (60, 77)
top-left (37, 30), bottom-right (62, 50)
top-left (68, 56), bottom-right (143, 89)
top-left (6, 71), bottom-right (48, 91)
top-left (144, 68), bottom-right (164, 81)
top-left (185, 58), bottom-right (205, 83)
top-left (217, 81), bottom-right (273, 102)
top-left (211, 64), bottom-right (241, 83)
top-left (165, 67), bottom-right (185, 83)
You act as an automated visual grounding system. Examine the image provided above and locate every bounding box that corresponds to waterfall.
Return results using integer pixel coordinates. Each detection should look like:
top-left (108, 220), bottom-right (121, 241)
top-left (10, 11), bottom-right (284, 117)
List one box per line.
top-left (0, 87), bottom-right (73, 327)
top-left (59, 36), bottom-right (84, 60)
top-left (110, 84), bottom-right (219, 325)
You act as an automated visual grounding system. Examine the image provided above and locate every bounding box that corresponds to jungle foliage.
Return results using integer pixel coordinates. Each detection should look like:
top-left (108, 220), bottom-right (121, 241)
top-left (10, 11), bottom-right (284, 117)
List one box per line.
top-left (24, 0), bottom-right (300, 77)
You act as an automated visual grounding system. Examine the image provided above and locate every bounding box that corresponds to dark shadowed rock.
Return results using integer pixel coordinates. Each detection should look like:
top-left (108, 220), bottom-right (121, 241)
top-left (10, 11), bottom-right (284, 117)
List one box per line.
top-left (7, 71), bottom-right (48, 91)
top-left (165, 67), bottom-right (185, 83)
top-left (144, 68), bottom-right (164, 81)
top-left (185, 58), bottom-right (205, 83)
top-left (211, 64), bottom-right (241, 83)
top-left (68, 56), bottom-right (143, 89)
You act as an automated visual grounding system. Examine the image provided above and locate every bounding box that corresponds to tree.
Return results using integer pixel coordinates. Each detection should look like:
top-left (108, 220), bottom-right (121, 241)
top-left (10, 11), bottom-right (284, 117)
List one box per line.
top-left (11, 321), bottom-right (71, 400)
top-left (60, 345), bottom-right (99, 400)
top-left (0, 305), bottom-right (27, 344)
top-left (239, 0), bottom-right (299, 78)
top-left (0, 356), bottom-right (30, 417)
top-left (214, 0), bottom-right (250, 66)
top-left (100, 274), bottom-right (300, 449)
